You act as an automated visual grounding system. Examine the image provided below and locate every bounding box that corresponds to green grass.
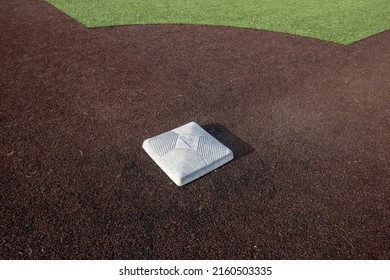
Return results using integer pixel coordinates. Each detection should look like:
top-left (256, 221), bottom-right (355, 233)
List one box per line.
top-left (46, 0), bottom-right (390, 44)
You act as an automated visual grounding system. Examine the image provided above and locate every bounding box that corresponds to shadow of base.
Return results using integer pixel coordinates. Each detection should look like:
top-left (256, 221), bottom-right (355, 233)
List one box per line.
top-left (202, 123), bottom-right (255, 160)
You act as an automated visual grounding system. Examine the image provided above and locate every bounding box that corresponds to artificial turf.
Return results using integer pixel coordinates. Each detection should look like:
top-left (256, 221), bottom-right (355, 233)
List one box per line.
top-left (45, 0), bottom-right (390, 44)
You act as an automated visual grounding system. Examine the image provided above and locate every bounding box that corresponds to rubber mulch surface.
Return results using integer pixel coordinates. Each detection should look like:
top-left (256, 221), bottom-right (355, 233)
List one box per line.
top-left (1, 0), bottom-right (389, 259)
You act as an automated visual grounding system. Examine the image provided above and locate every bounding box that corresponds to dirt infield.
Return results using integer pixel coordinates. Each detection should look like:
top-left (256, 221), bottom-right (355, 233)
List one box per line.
top-left (1, 0), bottom-right (389, 259)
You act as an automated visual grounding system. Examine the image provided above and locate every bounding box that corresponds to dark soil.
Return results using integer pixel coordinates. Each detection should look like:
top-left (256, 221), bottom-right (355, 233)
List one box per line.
top-left (1, 0), bottom-right (389, 259)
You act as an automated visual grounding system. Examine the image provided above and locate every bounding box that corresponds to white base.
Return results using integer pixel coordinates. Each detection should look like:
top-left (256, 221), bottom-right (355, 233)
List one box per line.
top-left (143, 122), bottom-right (234, 186)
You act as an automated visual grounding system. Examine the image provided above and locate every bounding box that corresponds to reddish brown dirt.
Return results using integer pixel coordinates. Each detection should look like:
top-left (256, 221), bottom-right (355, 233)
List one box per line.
top-left (1, 0), bottom-right (389, 259)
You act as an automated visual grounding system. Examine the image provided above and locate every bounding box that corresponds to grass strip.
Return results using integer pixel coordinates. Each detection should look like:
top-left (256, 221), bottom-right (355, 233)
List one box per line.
top-left (46, 0), bottom-right (390, 44)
